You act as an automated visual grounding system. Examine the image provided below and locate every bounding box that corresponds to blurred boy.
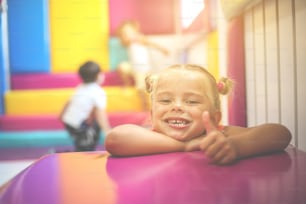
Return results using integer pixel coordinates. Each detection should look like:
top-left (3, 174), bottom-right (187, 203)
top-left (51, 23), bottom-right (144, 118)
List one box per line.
top-left (60, 61), bottom-right (111, 151)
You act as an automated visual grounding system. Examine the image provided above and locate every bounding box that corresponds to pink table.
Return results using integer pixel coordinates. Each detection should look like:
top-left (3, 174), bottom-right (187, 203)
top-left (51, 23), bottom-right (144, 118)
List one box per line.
top-left (0, 147), bottom-right (305, 204)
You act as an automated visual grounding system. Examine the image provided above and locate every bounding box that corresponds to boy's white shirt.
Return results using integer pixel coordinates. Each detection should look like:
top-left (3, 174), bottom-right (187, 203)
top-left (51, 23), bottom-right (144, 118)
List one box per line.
top-left (62, 83), bottom-right (107, 128)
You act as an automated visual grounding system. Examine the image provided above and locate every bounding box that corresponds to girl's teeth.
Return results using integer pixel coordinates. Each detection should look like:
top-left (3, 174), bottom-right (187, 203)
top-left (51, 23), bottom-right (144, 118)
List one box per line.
top-left (168, 120), bottom-right (188, 127)
top-left (169, 120), bottom-right (186, 124)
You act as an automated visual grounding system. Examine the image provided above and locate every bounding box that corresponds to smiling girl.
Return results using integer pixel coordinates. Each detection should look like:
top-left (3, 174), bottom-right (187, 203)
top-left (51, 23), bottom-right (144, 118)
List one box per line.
top-left (105, 64), bottom-right (291, 165)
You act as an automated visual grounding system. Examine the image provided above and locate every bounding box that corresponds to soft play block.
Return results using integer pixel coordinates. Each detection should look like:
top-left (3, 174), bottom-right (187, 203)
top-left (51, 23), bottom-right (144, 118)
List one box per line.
top-left (0, 130), bottom-right (73, 148)
top-left (0, 112), bottom-right (149, 131)
top-left (5, 87), bottom-right (145, 115)
top-left (109, 37), bottom-right (129, 71)
top-left (50, 0), bottom-right (110, 72)
top-left (11, 71), bottom-right (124, 90)
top-left (8, 0), bottom-right (50, 73)
top-left (0, 115), bottom-right (64, 131)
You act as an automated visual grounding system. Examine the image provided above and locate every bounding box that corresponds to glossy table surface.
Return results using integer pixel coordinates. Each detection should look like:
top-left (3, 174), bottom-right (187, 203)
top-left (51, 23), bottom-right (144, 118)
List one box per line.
top-left (0, 147), bottom-right (305, 204)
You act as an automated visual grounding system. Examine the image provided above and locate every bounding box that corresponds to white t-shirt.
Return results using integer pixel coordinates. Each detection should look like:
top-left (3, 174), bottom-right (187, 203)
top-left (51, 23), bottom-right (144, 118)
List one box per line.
top-left (62, 83), bottom-right (107, 128)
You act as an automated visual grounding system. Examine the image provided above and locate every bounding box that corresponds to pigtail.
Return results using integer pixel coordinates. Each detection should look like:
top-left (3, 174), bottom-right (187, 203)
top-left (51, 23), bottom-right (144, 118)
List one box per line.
top-left (145, 74), bottom-right (159, 94)
top-left (217, 77), bottom-right (234, 95)
top-left (145, 74), bottom-right (153, 94)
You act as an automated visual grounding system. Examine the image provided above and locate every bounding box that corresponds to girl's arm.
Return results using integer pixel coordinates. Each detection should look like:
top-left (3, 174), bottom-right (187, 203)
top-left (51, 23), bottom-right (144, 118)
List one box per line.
top-left (225, 123), bottom-right (292, 158)
top-left (105, 124), bottom-right (188, 156)
top-left (105, 112), bottom-right (292, 164)
top-left (199, 111), bottom-right (292, 165)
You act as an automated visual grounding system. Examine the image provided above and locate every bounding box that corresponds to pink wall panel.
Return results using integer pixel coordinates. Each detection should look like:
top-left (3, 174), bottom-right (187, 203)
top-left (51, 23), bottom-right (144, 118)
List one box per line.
top-left (227, 16), bottom-right (246, 127)
top-left (109, 0), bottom-right (175, 36)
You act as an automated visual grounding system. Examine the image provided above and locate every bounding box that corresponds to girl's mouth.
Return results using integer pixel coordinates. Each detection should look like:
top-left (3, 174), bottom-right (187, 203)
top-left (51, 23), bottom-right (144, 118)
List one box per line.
top-left (165, 118), bottom-right (190, 128)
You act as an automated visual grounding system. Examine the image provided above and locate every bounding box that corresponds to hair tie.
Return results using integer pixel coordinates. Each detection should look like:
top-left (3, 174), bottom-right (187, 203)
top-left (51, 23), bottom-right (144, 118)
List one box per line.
top-left (217, 81), bottom-right (225, 92)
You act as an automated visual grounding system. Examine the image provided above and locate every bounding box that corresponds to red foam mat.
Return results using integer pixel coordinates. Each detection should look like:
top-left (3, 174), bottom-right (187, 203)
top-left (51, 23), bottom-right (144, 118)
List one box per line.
top-left (0, 112), bottom-right (150, 131)
top-left (11, 71), bottom-right (125, 90)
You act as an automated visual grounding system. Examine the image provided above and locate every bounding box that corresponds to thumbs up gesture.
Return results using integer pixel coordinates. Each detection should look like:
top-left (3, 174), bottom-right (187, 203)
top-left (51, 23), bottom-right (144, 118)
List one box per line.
top-left (200, 111), bottom-right (239, 165)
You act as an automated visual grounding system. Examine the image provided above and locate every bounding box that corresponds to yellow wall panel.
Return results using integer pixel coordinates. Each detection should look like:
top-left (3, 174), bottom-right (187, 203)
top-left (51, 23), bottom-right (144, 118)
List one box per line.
top-left (50, 0), bottom-right (110, 73)
top-left (5, 87), bottom-right (143, 115)
top-left (207, 31), bottom-right (219, 79)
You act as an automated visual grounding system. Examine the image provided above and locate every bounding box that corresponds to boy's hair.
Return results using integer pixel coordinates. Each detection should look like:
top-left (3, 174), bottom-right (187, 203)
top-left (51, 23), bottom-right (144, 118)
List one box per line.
top-left (78, 61), bottom-right (101, 83)
top-left (145, 64), bottom-right (234, 111)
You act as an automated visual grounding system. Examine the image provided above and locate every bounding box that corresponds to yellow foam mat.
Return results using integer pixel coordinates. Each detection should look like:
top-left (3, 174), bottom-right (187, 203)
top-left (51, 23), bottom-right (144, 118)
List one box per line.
top-left (5, 87), bottom-right (145, 115)
top-left (50, 0), bottom-right (110, 72)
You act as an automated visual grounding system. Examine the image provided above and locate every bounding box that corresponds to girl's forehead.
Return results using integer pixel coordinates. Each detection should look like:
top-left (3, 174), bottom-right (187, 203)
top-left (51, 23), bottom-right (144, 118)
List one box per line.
top-left (158, 69), bottom-right (208, 84)
top-left (155, 70), bottom-right (211, 93)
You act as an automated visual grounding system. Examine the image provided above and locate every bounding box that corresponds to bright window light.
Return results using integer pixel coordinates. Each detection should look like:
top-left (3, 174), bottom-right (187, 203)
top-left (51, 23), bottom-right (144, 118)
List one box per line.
top-left (180, 0), bottom-right (205, 28)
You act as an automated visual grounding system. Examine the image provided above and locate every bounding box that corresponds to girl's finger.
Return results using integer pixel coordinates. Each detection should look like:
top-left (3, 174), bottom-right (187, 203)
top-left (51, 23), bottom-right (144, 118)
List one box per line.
top-left (200, 132), bottom-right (217, 151)
top-left (202, 111), bottom-right (217, 134)
top-left (217, 154), bottom-right (236, 165)
top-left (211, 144), bottom-right (231, 163)
top-left (204, 136), bottom-right (226, 158)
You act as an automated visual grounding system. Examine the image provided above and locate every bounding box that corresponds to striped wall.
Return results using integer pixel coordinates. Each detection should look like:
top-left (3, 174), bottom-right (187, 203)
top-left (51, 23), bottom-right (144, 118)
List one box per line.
top-left (244, 0), bottom-right (306, 151)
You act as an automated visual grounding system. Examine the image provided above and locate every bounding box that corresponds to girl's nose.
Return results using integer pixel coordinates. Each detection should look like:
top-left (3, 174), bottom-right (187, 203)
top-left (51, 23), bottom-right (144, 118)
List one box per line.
top-left (172, 100), bottom-right (184, 111)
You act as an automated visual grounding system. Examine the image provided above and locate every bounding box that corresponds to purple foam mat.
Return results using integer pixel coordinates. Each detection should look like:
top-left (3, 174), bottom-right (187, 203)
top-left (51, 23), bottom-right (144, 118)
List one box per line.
top-left (11, 71), bottom-right (125, 90)
top-left (1, 148), bottom-right (305, 204)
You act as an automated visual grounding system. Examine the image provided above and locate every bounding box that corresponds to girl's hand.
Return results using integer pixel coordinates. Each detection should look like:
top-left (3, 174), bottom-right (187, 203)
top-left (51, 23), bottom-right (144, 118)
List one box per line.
top-left (200, 111), bottom-right (239, 165)
top-left (184, 136), bottom-right (203, 152)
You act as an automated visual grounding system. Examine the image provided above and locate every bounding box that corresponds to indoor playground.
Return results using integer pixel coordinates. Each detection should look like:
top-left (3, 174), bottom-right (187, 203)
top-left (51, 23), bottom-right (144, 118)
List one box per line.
top-left (0, 0), bottom-right (305, 203)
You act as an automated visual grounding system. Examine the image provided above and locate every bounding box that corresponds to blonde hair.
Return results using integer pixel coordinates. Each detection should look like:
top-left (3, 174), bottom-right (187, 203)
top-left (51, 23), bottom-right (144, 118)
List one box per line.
top-left (145, 64), bottom-right (234, 111)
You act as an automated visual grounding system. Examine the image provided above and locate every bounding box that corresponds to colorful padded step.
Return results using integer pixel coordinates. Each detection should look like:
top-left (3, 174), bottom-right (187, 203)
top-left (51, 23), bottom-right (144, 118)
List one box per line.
top-left (4, 87), bottom-right (146, 115)
top-left (0, 130), bottom-right (74, 148)
top-left (11, 71), bottom-right (125, 90)
top-left (0, 112), bottom-right (149, 131)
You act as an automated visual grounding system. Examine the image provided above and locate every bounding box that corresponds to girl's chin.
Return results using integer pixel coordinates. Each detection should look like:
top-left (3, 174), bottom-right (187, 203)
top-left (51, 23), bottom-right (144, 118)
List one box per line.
top-left (159, 130), bottom-right (181, 140)
top-left (166, 132), bottom-right (191, 141)
top-left (171, 132), bottom-right (201, 142)
top-left (155, 127), bottom-right (193, 141)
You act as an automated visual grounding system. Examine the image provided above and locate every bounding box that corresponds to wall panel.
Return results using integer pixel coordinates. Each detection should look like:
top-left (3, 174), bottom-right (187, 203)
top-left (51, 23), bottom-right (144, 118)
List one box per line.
top-left (295, 0), bottom-right (306, 150)
top-left (244, 0), bottom-right (306, 150)
top-left (244, 11), bottom-right (256, 126)
top-left (109, 0), bottom-right (175, 36)
top-left (227, 17), bottom-right (246, 127)
top-left (264, 0), bottom-right (280, 123)
top-left (253, 3), bottom-right (267, 123)
top-left (278, 0), bottom-right (296, 142)
top-left (50, 0), bottom-right (109, 72)
top-left (8, 0), bottom-right (50, 73)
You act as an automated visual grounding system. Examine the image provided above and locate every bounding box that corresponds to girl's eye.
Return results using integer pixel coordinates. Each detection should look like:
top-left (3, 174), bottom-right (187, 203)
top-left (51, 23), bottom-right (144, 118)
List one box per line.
top-left (158, 99), bottom-right (171, 104)
top-left (186, 100), bottom-right (200, 105)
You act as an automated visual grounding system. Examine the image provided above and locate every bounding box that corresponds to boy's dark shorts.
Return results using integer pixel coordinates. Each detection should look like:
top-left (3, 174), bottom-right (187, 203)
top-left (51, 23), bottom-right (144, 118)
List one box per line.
top-left (64, 121), bottom-right (101, 152)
